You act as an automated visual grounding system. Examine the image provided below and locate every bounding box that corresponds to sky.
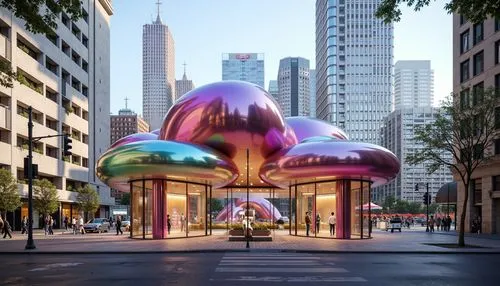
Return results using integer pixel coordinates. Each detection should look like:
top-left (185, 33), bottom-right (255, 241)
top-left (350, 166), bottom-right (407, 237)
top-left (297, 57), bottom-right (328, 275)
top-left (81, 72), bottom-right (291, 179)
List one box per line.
top-left (110, 0), bottom-right (452, 115)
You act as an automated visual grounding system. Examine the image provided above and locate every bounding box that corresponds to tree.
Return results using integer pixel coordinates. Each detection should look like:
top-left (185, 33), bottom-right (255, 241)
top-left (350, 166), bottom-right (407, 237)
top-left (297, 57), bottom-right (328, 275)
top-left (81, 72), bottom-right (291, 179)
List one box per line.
top-left (76, 184), bottom-right (100, 221)
top-left (0, 168), bottom-right (22, 219)
top-left (382, 195), bottom-right (396, 213)
top-left (407, 202), bottom-right (423, 214)
top-left (376, 0), bottom-right (500, 24)
top-left (0, 0), bottom-right (83, 87)
top-left (407, 89), bottom-right (499, 247)
top-left (210, 198), bottom-right (224, 214)
top-left (33, 179), bottom-right (59, 217)
top-left (120, 193), bottom-right (130, 206)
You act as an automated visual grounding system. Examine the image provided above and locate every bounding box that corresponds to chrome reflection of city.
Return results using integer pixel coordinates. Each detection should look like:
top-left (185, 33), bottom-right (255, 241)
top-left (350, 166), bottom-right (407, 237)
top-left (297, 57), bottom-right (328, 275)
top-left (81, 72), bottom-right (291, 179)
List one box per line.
top-left (96, 81), bottom-right (400, 240)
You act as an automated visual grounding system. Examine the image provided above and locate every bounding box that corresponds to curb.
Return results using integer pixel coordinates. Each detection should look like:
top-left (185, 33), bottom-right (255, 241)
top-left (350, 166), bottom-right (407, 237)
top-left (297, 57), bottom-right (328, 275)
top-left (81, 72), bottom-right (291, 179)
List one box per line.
top-left (1, 249), bottom-right (500, 255)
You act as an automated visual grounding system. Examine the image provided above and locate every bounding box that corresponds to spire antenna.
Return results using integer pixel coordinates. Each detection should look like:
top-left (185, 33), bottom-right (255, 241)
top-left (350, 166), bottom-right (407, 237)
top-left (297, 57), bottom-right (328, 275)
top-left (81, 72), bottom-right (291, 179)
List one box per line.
top-left (124, 97), bottom-right (130, 109)
top-left (156, 0), bottom-right (162, 18)
top-left (183, 61), bottom-right (187, 75)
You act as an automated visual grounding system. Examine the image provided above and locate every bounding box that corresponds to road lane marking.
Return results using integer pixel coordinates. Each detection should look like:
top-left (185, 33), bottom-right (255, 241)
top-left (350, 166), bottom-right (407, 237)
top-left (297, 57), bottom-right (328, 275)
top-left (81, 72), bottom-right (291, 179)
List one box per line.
top-left (210, 276), bottom-right (367, 282)
top-left (215, 267), bottom-right (348, 273)
top-left (29, 263), bottom-right (83, 272)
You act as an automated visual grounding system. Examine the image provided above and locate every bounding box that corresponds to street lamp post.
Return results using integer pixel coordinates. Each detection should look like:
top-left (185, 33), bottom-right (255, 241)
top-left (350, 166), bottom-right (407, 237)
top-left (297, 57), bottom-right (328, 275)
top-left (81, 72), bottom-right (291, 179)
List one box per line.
top-left (425, 183), bottom-right (430, 233)
top-left (25, 107), bottom-right (36, 250)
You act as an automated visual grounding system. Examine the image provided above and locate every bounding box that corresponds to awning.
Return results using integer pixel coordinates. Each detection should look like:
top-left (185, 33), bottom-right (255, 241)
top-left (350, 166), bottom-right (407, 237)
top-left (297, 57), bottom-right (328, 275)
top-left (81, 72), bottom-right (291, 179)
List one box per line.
top-left (435, 182), bottom-right (457, 204)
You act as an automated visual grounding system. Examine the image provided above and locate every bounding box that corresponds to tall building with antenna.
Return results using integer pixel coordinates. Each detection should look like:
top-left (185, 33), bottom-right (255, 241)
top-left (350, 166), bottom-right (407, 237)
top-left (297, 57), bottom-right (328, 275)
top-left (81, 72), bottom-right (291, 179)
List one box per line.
top-left (142, 0), bottom-right (175, 130)
top-left (175, 62), bottom-right (195, 99)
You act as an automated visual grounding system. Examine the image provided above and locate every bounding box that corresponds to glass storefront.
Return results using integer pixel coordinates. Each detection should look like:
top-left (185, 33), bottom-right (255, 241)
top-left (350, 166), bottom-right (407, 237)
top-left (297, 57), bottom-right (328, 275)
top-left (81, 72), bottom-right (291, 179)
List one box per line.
top-left (129, 179), bottom-right (370, 239)
top-left (130, 179), bottom-right (208, 239)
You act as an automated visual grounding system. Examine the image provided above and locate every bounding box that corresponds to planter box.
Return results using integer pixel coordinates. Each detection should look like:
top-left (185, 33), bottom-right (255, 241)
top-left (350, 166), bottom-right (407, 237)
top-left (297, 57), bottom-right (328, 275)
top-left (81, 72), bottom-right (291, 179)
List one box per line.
top-left (229, 229), bottom-right (271, 236)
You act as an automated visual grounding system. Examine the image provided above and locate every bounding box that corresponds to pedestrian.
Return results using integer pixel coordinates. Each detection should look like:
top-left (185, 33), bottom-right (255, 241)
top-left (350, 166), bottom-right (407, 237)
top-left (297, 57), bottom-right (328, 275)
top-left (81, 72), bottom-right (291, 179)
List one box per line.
top-left (72, 217), bottom-right (77, 235)
top-left (447, 215), bottom-right (452, 231)
top-left (44, 215), bottom-right (50, 235)
top-left (21, 216), bottom-right (28, 235)
top-left (429, 215), bottom-right (435, 232)
top-left (49, 216), bottom-right (54, 235)
top-left (0, 216), bottom-right (4, 235)
top-left (2, 218), bottom-right (12, 239)
top-left (64, 216), bottom-right (69, 231)
top-left (315, 212), bottom-right (321, 233)
top-left (328, 212), bottom-right (336, 237)
top-left (167, 214), bottom-right (172, 234)
top-left (305, 212), bottom-right (311, 236)
top-left (78, 216), bottom-right (85, 234)
top-left (436, 217), bottom-right (442, 231)
top-left (116, 216), bottom-right (123, 235)
top-left (180, 213), bottom-right (185, 232)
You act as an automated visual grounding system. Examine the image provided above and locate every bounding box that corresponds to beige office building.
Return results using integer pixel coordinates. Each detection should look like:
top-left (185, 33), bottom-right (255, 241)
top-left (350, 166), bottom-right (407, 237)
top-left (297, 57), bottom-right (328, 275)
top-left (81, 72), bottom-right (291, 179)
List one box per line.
top-left (110, 108), bottom-right (149, 145)
top-left (0, 0), bottom-right (114, 229)
top-left (453, 15), bottom-right (500, 234)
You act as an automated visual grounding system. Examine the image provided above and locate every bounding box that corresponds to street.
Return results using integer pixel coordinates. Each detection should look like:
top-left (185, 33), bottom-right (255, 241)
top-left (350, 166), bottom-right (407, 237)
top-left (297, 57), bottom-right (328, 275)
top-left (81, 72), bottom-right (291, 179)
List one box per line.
top-left (1, 252), bottom-right (499, 285)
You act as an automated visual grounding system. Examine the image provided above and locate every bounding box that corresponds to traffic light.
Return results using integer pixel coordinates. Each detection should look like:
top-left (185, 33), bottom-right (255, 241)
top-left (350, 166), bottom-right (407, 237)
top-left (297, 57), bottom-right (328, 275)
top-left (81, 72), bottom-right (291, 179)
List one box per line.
top-left (423, 192), bottom-right (429, 205)
top-left (63, 134), bottom-right (72, 156)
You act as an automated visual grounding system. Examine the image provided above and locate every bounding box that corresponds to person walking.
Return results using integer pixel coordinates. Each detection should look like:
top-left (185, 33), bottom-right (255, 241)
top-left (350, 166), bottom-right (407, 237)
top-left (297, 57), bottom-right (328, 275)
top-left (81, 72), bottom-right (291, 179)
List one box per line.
top-left (48, 216), bottom-right (54, 235)
top-left (180, 213), bottom-right (185, 232)
top-left (305, 212), bottom-right (311, 236)
top-left (429, 215), bottom-right (435, 232)
top-left (78, 216), bottom-right (85, 235)
top-left (72, 217), bottom-right (77, 235)
top-left (44, 215), bottom-right (50, 235)
top-left (21, 216), bottom-right (28, 235)
top-left (315, 212), bottom-right (321, 234)
top-left (328, 212), bottom-right (336, 237)
top-left (116, 216), bottom-right (123, 235)
top-left (0, 216), bottom-right (4, 235)
top-left (436, 217), bottom-right (442, 231)
top-left (2, 218), bottom-right (12, 239)
top-left (167, 214), bottom-right (172, 234)
top-left (64, 216), bottom-right (69, 231)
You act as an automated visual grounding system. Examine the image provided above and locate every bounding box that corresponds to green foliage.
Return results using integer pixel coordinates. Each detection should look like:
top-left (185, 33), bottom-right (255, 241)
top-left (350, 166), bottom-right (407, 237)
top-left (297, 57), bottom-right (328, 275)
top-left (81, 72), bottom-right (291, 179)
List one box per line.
top-left (376, 0), bottom-right (500, 24)
top-left (406, 89), bottom-right (499, 247)
top-left (76, 184), bottom-right (100, 219)
top-left (0, 0), bottom-right (83, 87)
top-left (120, 193), bottom-right (130, 205)
top-left (0, 168), bottom-right (22, 217)
top-left (210, 198), bottom-right (224, 213)
top-left (382, 195), bottom-right (396, 213)
top-left (33, 179), bottom-right (59, 216)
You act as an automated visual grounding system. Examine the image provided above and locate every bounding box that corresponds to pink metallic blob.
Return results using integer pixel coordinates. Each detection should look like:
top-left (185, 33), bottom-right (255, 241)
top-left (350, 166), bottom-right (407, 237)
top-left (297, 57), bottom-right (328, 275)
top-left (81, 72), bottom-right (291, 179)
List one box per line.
top-left (286, 117), bottom-right (349, 142)
top-left (215, 198), bottom-right (282, 222)
top-left (110, 132), bottom-right (158, 149)
top-left (260, 141), bottom-right (400, 188)
top-left (152, 180), bottom-right (167, 239)
top-left (159, 81), bottom-right (295, 186)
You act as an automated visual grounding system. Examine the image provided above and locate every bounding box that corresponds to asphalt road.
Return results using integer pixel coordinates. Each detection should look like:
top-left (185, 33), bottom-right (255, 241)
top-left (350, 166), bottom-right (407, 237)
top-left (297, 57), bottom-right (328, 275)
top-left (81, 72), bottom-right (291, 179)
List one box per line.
top-left (1, 252), bottom-right (499, 286)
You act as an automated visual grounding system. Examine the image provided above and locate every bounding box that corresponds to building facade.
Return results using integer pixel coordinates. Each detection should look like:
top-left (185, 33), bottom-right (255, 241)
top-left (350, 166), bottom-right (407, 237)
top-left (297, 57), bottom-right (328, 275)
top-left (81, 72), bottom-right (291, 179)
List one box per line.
top-left (315, 0), bottom-right (393, 143)
top-left (268, 80), bottom-right (279, 103)
top-left (222, 53), bottom-right (264, 87)
top-left (310, 69), bottom-right (316, 118)
top-left (0, 0), bottom-right (114, 229)
top-left (277, 57), bottom-right (310, 117)
top-left (453, 15), bottom-right (500, 234)
top-left (175, 66), bottom-right (194, 100)
top-left (110, 108), bottom-right (149, 145)
top-left (395, 60), bottom-right (434, 109)
top-left (142, 12), bottom-right (175, 130)
top-left (373, 107), bottom-right (453, 203)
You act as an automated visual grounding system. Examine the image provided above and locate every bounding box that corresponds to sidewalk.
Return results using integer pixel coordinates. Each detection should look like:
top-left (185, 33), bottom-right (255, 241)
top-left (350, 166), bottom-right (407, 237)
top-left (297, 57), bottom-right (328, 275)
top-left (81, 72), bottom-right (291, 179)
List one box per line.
top-left (1, 229), bottom-right (500, 254)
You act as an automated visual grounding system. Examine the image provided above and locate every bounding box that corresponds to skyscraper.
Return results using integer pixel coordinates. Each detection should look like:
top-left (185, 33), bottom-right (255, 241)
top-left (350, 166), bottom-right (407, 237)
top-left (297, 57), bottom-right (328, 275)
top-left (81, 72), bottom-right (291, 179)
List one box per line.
top-left (310, 69), bottom-right (317, 118)
top-left (175, 62), bottom-right (195, 99)
top-left (453, 15), bottom-right (500, 234)
top-left (315, 0), bottom-right (393, 143)
top-left (395, 60), bottom-right (434, 109)
top-left (222, 53), bottom-right (264, 87)
top-left (277, 57), bottom-right (310, 117)
top-left (268, 80), bottom-right (279, 103)
top-left (110, 101), bottom-right (150, 145)
top-left (143, 3), bottom-right (175, 130)
top-left (0, 0), bottom-right (114, 228)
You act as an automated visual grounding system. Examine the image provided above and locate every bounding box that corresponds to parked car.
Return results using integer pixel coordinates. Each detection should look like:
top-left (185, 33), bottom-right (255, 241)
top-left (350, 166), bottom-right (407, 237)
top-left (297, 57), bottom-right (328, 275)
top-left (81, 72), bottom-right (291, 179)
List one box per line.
top-left (83, 218), bottom-right (110, 233)
top-left (386, 217), bottom-right (402, 233)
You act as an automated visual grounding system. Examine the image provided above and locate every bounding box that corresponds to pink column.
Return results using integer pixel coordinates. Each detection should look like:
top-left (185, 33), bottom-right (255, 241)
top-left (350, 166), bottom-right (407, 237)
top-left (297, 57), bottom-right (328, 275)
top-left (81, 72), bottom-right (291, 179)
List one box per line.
top-left (152, 180), bottom-right (167, 239)
top-left (335, 180), bottom-right (351, 239)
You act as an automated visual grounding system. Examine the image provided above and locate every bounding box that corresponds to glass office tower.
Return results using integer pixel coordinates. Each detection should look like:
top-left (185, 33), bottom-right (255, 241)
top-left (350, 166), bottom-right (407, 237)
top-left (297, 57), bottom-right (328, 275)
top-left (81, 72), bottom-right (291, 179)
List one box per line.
top-left (222, 53), bottom-right (265, 88)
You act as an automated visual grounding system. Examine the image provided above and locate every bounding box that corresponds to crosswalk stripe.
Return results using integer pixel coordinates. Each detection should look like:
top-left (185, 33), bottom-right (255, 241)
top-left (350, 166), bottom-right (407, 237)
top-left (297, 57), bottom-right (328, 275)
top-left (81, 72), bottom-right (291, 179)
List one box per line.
top-left (219, 262), bottom-right (322, 266)
top-left (215, 267), bottom-right (349, 273)
top-left (221, 257), bottom-right (321, 260)
top-left (214, 276), bottom-right (367, 282)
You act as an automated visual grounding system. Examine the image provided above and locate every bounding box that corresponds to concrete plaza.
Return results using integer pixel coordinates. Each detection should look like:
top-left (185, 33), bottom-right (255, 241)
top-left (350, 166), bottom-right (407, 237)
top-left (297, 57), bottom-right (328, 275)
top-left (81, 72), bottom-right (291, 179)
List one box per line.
top-left (1, 227), bottom-right (500, 254)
